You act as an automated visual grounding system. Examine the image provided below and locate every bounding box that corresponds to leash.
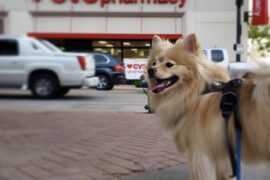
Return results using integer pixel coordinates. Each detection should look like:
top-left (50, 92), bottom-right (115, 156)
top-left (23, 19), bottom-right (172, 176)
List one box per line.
top-left (234, 103), bottom-right (242, 180)
top-left (203, 79), bottom-right (243, 180)
top-left (236, 124), bottom-right (242, 180)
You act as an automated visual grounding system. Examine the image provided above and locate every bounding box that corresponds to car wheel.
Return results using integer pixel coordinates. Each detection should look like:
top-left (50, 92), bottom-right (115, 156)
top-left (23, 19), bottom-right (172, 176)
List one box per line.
top-left (59, 88), bottom-right (70, 96)
top-left (96, 74), bottom-right (113, 90)
top-left (30, 73), bottom-right (60, 99)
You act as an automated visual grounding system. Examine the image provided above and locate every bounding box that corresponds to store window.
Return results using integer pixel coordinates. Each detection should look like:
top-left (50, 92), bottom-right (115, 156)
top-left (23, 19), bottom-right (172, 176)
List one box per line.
top-left (123, 40), bottom-right (150, 59)
top-left (92, 40), bottom-right (151, 61)
top-left (49, 39), bottom-right (152, 62)
top-left (92, 40), bottom-right (122, 61)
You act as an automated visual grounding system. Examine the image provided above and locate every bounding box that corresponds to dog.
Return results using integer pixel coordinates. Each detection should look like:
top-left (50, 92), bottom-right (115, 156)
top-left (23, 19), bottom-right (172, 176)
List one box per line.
top-left (146, 34), bottom-right (270, 180)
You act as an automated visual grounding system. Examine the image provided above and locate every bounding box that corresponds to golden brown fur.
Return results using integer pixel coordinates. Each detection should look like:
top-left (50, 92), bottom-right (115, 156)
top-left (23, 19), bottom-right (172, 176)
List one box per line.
top-left (146, 34), bottom-right (270, 180)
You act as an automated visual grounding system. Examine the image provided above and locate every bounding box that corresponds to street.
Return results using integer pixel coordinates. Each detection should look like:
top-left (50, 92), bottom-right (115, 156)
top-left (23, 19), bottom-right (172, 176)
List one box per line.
top-left (0, 86), bottom-right (186, 180)
top-left (0, 86), bottom-right (148, 113)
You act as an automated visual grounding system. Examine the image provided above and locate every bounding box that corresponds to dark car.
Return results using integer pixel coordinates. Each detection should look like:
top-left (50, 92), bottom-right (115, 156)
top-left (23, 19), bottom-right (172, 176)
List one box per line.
top-left (93, 53), bottom-right (125, 90)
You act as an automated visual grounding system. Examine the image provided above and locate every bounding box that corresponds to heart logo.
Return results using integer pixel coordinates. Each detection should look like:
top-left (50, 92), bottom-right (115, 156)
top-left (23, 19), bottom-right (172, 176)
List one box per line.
top-left (127, 64), bottom-right (133, 69)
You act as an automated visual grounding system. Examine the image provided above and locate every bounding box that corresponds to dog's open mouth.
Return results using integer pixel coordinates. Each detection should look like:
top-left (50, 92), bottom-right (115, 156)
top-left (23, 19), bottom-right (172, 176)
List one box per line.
top-left (150, 76), bottom-right (178, 94)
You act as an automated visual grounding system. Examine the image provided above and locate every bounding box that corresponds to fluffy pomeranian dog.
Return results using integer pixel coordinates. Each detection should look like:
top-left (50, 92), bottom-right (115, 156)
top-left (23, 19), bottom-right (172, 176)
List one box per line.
top-left (146, 34), bottom-right (270, 180)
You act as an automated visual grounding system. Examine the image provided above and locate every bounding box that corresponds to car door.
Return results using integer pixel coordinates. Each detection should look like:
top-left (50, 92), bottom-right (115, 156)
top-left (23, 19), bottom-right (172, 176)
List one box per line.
top-left (0, 39), bottom-right (23, 87)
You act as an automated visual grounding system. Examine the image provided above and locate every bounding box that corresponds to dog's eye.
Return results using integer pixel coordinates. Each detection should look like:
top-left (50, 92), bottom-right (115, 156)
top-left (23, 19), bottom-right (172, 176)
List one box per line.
top-left (166, 62), bottom-right (174, 68)
top-left (152, 62), bottom-right (156, 66)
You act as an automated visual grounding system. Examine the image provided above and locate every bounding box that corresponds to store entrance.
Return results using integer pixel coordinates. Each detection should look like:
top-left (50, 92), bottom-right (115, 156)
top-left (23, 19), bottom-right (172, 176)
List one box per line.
top-left (48, 39), bottom-right (152, 63)
top-left (29, 33), bottom-right (181, 63)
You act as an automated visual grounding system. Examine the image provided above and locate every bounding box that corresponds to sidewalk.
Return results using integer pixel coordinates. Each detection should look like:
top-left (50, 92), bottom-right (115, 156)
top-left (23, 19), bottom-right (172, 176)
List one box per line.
top-left (0, 111), bottom-right (186, 180)
top-left (124, 164), bottom-right (189, 180)
top-left (1, 92), bottom-right (270, 180)
top-left (124, 164), bottom-right (270, 180)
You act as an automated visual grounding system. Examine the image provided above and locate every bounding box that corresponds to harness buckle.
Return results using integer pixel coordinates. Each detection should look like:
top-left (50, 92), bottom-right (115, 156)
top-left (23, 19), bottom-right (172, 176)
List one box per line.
top-left (220, 79), bottom-right (243, 119)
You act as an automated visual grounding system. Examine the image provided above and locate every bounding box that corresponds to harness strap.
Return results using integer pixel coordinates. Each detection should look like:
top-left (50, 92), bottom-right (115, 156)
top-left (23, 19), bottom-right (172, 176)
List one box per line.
top-left (221, 90), bottom-right (238, 178)
top-left (220, 79), bottom-right (243, 179)
top-left (202, 79), bottom-right (243, 179)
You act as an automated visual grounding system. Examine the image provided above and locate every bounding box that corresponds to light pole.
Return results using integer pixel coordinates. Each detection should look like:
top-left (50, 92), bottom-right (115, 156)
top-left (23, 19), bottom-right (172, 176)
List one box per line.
top-left (234, 0), bottom-right (243, 62)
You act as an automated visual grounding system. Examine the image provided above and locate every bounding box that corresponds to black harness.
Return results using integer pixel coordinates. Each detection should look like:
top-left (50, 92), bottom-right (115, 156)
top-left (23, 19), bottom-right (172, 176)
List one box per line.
top-left (202, 79), bottom-right (243, 179)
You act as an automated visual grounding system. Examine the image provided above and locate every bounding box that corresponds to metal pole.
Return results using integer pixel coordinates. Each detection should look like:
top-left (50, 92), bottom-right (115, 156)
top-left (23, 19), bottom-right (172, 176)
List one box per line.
top-left (235, 0), bottom-right (243, 62)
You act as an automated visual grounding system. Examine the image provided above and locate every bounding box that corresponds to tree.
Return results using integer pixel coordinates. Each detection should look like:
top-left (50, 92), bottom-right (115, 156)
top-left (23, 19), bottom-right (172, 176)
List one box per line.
top-left (248, 24), bottom-right (270, 57)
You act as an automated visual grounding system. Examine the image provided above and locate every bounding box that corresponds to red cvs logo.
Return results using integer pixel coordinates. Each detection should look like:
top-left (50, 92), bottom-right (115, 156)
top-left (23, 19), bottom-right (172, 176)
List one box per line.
top-left (127, 64), bottom-right (145, 69)
top-left (127, 64), bottom-right (133, 69)
top-left (133, 64), bottom-right (144, 69)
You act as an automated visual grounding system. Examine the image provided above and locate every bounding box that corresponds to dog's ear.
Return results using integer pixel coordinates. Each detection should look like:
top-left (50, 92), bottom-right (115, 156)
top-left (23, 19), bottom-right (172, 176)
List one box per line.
top-left (181, 34), bottom-right (200, 53)
top-left (152, 35), bottom-right (162, 49)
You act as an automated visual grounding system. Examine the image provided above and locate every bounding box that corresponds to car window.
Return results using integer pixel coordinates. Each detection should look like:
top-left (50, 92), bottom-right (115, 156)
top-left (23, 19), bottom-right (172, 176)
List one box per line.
top-left (31, 41), bottom-right (40, 50)
top-left (106, 54), bottom-right (122, 64)
top-left (39, 40), bottom-right (62, 53)
top-left (94, 54), bottom-right (109, 64)
top-left (0, 39), bottom-right (19, 56)
top-left (211, 50), bottom-right (224, 62)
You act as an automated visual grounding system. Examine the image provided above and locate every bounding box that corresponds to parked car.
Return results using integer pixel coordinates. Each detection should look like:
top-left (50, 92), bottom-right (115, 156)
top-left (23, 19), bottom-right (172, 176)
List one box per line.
top-left (203, 48), bottom-right (252, 78)
top-left (203, 48), bottom-right (230, 70)
top-left (229, 62), bottom-right (253, 78)
top-left (92, 53), bottom-right (125, 90)
top-left (0, 35), bottom-right (98, 98)
top-left (40, 40), bottom-right (125, 90)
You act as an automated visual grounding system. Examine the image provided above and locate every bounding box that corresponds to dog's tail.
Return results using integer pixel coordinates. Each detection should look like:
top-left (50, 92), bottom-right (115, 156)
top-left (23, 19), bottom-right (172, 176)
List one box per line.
top-left (248, 60), bottom-right (270, 113)
top-left (247, 46), bottom-right (270, 75)
top-left (249, 60), bottom-right (270, 75)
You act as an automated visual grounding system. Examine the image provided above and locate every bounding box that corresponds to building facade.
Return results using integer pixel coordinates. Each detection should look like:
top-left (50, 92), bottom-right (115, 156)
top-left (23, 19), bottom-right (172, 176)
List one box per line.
top-left (0, 0), bottom-right (249, 62)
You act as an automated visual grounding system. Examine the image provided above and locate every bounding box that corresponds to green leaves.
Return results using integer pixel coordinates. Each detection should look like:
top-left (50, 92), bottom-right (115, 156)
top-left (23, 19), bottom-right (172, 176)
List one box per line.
top-left (249, 24), bottom-right (270, 57)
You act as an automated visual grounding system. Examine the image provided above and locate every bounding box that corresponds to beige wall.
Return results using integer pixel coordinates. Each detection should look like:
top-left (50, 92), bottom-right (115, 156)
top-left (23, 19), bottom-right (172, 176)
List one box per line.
top-left (183, 0), bottom-right (249, 61)
top-left (34, 16), bottom-right (183, 34)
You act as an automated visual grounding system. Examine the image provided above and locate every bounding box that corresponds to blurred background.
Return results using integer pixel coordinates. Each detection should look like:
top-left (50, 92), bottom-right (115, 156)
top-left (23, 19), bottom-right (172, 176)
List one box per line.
top-left (0, 0), bottom-right (253, 84)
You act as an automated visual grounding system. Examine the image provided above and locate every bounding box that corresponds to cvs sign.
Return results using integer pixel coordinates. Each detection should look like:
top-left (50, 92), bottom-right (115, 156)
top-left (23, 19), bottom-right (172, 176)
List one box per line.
top-left (124, 59), bottom-right (147, 80)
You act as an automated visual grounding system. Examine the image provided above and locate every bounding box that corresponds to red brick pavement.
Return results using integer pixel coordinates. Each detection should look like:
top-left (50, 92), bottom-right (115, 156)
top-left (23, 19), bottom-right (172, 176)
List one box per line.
top-left (0, 111), bottom-right (186, 180)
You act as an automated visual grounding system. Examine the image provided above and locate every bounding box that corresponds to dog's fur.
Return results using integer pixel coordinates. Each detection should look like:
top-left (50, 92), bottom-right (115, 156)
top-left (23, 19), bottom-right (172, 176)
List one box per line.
top-left (146, 34), bottom-right (270, 180)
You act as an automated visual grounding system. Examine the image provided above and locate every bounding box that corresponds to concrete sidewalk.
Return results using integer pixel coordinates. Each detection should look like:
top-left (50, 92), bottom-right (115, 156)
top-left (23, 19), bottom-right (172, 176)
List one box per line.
top-left (124, 164), bottom-right (270, 180)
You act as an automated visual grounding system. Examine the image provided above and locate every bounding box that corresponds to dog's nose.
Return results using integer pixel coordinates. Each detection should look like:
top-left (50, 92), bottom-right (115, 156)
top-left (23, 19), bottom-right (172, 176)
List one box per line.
top-left (148, 68), bottom-right (156, 77)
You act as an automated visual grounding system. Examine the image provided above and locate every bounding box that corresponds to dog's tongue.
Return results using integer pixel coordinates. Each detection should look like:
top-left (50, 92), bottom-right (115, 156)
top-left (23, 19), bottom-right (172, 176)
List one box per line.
top-left (149, 81), bottom-right (167, 93)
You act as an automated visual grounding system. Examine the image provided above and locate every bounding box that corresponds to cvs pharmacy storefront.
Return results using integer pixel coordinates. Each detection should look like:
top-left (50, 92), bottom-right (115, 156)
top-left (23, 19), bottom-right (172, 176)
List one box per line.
top-left (32, 0), bottom-right (184, 80)
top-left (29, 0), bottom-right (184, 58)
top-left (1, 0), bottom-right (248, 80)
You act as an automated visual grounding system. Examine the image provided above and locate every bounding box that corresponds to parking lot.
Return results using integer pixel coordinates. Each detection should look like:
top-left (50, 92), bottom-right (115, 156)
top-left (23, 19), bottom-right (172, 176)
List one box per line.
top-left (0, 86), bottom-right (186, 180)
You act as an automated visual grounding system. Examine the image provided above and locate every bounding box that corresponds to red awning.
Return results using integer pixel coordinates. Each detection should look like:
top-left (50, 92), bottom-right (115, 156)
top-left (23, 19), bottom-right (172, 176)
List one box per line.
top-left (28, 33), bottom-right (182, 40)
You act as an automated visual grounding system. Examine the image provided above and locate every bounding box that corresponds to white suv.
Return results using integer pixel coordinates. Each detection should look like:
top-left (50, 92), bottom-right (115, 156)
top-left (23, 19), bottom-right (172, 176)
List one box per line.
top-left (0, 35), bottom-right (98, 98)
